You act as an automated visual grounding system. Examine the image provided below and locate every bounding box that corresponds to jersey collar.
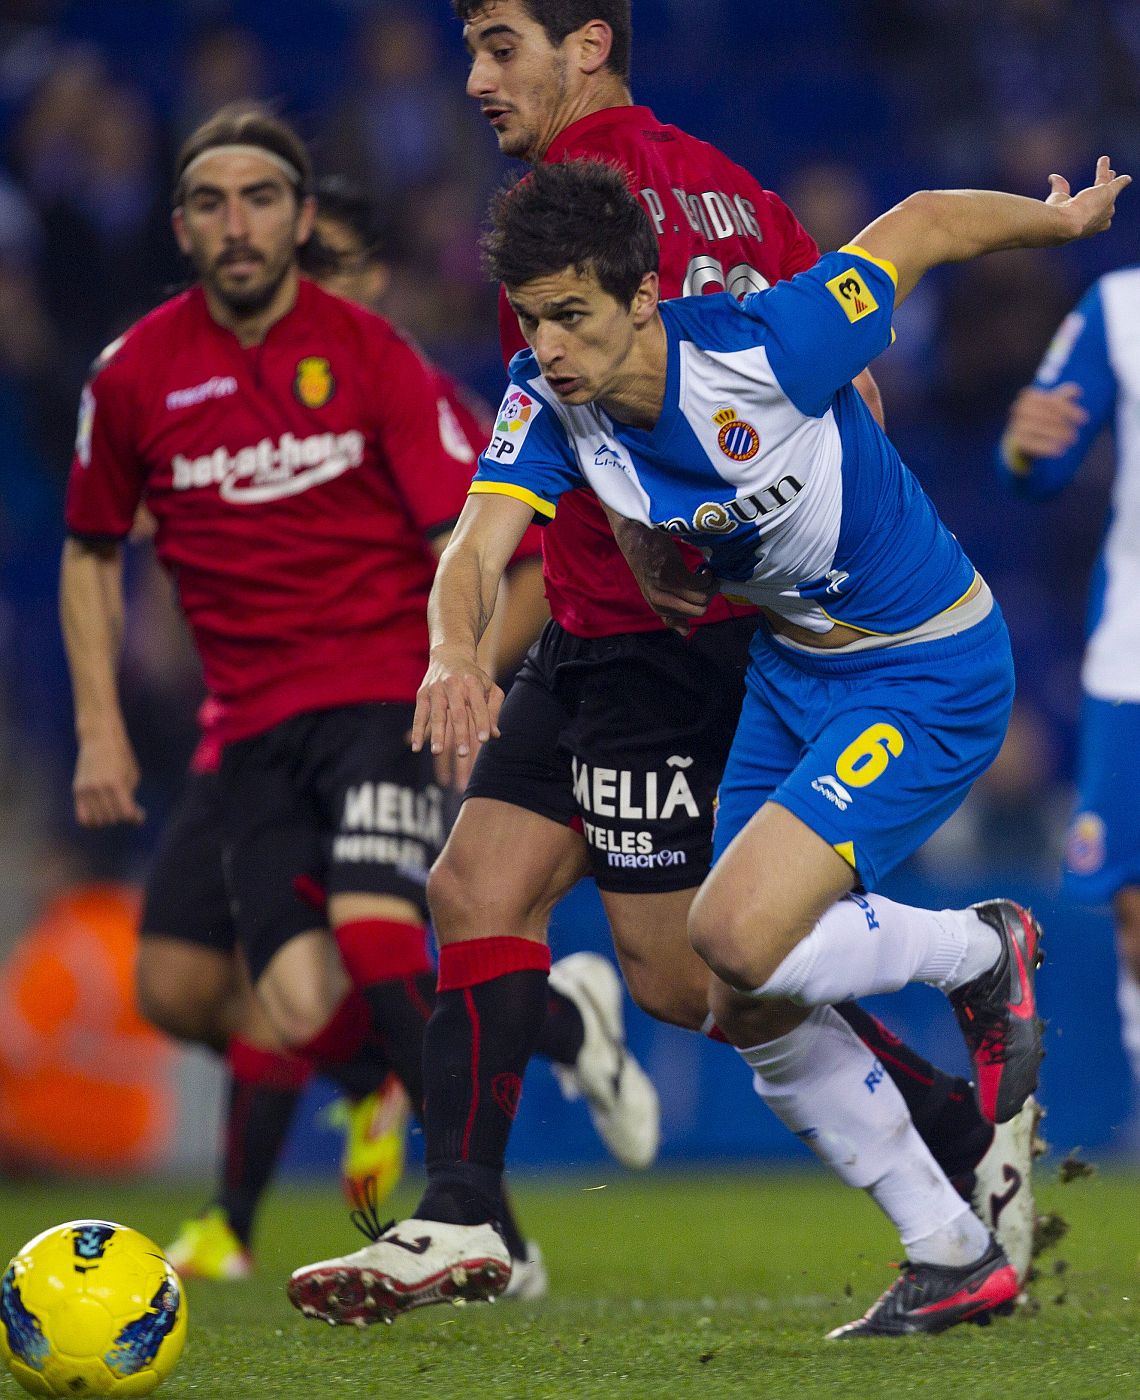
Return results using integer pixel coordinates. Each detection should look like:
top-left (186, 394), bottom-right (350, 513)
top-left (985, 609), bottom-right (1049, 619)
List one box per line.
top-left (543, 105), bottom-right (659, 165)
top-left (192, 275), bottom-right (316, 348)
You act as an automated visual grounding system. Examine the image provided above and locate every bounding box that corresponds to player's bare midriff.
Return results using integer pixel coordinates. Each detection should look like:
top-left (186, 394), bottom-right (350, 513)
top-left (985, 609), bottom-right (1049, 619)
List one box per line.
top-left (761, 573), bottom-right (984, 650)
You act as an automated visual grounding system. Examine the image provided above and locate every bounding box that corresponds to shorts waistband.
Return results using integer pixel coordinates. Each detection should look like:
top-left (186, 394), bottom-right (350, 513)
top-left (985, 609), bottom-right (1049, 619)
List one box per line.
top-left (756, 598), bottom-right (1007, 678)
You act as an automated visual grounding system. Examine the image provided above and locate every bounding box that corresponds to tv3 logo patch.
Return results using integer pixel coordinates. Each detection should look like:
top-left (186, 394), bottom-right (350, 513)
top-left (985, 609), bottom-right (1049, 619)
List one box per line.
top-left (826, 267), bottom-right (878, 322)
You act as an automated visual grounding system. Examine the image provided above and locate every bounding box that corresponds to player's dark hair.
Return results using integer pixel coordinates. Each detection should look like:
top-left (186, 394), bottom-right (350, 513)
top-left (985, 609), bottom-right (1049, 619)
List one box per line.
top-left (482, 159), bottom-right (658, 304)
top-left (300, 175), bottom-right (394, 279)
top-left (173, 103), bottom-right (313, 205)
top-left (314, 175), bottom-right (388, 258)
top-left (452, 0), bottom-right (632, 82)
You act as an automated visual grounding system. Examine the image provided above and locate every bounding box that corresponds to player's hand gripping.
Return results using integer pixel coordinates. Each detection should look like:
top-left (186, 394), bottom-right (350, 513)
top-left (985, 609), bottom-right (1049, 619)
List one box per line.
top-left (1045, 156), bottom-right (1130, 241)
top-left (73, 727), bottom-right (145, 827)
top-left (1003, 382), bottom-right (1088, 466)
top-left (411, 645), bottom-right (503, 762)
top-left (606, 512), bottom-right (719, 635)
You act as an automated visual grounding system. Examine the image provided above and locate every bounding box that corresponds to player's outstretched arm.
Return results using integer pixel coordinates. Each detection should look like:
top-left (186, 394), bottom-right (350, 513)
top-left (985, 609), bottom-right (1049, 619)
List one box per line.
top-left (59, 537), bottom-right (144, 827)
top-left (412, 492), bottom-right (534, 760)
top-left (602, 504), bottom-right (719, 635)
top-left (854, 156), bottom-right (1130, 303)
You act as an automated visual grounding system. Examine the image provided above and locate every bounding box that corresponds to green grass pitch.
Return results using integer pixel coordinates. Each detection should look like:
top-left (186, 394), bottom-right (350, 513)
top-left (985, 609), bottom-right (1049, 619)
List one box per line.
top-left (1, 1166), bottom-right (1136, 1399)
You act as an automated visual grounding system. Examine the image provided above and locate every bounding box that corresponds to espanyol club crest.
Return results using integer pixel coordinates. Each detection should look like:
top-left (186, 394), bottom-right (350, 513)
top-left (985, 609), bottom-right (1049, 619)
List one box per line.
top-left (497, 387), bottom-right (535, 433)
top-left (1065, 811), bottom-right (1106, 875)
top-left (294, 356), bottom-right (335, 408)
top-left (713, 406), bottom-right (760, 462)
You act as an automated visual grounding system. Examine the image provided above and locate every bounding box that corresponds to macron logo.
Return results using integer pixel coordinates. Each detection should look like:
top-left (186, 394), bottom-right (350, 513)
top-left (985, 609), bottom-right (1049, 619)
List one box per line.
top-left (166, 376), bottom-right (238, 411)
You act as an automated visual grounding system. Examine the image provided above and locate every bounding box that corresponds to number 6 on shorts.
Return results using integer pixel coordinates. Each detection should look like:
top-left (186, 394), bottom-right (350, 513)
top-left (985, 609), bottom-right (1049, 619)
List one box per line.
top-left (835, 722), bottom-right (905, 789)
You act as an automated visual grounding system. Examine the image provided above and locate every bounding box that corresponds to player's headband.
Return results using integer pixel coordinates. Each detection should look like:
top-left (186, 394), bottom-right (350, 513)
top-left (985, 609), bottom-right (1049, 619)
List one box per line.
top-left (178, 143), bottom-right (305, 192)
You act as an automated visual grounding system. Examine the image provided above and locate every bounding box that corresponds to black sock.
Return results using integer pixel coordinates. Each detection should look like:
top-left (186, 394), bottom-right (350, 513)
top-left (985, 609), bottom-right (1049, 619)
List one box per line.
top-left (418, 968), bottom-right (549, 1227)
top-left (217, 1076), bottom-right (302, 1246)
top-left (499, 1183), bottom-right (528, 1260)
top-left (323, 1039), bottom-right (396, 1102)
top-left (359, 973), bottom-right (435, 1111)
top-left (835, 1001), bottom-right (994, 1177)
top-left (532, 987), bottom-right (585, 1066)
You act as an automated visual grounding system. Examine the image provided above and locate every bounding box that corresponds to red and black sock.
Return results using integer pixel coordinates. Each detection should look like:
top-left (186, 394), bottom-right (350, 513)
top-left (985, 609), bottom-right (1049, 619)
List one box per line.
top-left (533, 986), bottom-right (585, 1066)
top-left (417, 937), bottom-right (552, 1228)
top-left (835, 1001), bottom-right (994, 1178)
top-left (217, 1038), bottom-right (311, 1247)
top-left (337, 919), bottom-right (435, 1112)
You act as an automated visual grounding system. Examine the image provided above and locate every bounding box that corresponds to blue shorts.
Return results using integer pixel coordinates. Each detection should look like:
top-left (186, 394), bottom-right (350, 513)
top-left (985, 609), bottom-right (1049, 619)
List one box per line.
top-left (1062, 694), bottom-right (1140, 904)
top-left (712, 607), bottom-right (1015, 890)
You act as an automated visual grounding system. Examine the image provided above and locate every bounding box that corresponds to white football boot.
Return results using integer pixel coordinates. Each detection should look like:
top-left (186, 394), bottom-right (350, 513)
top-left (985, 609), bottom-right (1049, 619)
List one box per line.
top-left (970, 1095), bottom-right (1041, 1284)
top-left (502, 1241), bottom-right (549, 1301)
top-left (287, 1219), bottom-right (511, 1326)
top-left (548, 952), bottom-right (661, 1169)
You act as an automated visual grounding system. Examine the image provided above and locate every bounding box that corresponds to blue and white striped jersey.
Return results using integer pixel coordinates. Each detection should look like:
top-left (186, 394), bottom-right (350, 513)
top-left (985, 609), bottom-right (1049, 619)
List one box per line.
top-left (473, 247), bottom-right (976, 638)
top-left (997, 267), bottom-right (1139, 700)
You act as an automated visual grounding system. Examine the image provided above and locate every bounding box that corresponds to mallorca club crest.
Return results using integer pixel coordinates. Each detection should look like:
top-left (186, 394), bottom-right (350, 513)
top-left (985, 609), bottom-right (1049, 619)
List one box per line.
top-left (497, 387), bottom-right (535, 434)
top-left (713, 407), bottom-right (760, 462)
top-left (294, 356), bottom-right (335, 408)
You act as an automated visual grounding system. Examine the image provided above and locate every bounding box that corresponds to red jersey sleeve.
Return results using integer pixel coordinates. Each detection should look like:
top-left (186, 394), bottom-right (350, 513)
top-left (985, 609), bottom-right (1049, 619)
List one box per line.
top-left (64, 341), bottom-right (147, 540)
top-left (762, 190), bottom-right (820, 279)
top-left (369, 329), bottom-right (479, 539)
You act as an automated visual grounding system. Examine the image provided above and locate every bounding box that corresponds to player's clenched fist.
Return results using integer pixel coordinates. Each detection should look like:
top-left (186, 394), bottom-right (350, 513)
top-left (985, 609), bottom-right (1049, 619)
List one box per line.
top-left (73, 729), bottom-right (145, 827)
top-left (1003, 383), bottom-right (1088, 468)
top-left (411, 646), bottom-right (503, 759)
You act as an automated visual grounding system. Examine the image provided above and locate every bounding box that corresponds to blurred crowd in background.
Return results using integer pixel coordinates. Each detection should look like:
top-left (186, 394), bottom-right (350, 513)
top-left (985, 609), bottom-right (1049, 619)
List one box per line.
top-left (0, 0), bottom-right (1138, 945)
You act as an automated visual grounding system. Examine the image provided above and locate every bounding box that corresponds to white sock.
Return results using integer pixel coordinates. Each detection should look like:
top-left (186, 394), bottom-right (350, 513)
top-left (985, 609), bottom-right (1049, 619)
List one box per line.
top-left (1118, 964), bottom-right (1140, 1095)
top-left (871, 1165), bottom-right (991, 1266)
top-left (756, 894), bottom-right (1001, 1004)
top-left (742, 1006), bottom-right (987, 1265)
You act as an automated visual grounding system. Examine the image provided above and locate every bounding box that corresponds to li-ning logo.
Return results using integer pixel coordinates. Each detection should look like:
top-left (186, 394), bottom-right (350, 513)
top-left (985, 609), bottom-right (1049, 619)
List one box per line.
top-left (594, 443), bottom-right (626, 471)
top-left (713, 407), bottom-right (760, 462)
top-left (811, 774), bottom-right (852, 811)
top-left (165, 376), bottom-right (237, 411)
top-left (171, 430), bottom-right (365, 503)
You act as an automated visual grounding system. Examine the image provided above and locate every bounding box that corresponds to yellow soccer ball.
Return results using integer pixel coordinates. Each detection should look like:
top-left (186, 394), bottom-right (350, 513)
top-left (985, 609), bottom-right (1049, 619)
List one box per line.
top-left (0, 1221), bottom-right (187, 1396)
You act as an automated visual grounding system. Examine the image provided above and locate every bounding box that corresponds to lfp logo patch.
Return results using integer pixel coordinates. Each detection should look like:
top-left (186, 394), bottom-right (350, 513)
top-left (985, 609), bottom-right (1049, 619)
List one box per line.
top-left (486, 386), bottom-right (541, 463)
top-left (713, 407), bottom-right (759, 462)
top-left (497, 388), bottom-right (535, 433)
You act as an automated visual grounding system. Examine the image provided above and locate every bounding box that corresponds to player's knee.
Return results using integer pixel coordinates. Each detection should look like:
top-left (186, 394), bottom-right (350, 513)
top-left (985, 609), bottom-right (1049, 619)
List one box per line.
top-left (427, 843), bottom-right (553, 942)
top-left (688, 886), bottom-right (769, 992)
top-left (618, 953), bottom-right (706, 1030)
top-left (425, 849), bottom-right (477, 940)
top-left (136, 966), bottom-right (219, 1047)
top-left (255, 959), bottom-right (346, 1049)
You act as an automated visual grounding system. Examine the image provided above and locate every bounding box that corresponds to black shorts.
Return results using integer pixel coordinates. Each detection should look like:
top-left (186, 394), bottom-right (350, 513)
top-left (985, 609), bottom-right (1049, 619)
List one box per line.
top-left (464, 617), bottom-right (757, 893)
top-left (219, 703), bottom-right (443, 981)
top-left (141, 771), bottom-right (236, 953)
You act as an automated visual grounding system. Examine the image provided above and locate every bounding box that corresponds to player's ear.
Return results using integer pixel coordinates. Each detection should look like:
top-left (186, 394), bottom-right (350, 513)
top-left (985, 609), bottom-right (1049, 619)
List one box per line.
top-left (171, 206), bottom-right (191, 256)
top-left (295, 195), bottom-right (318, 248)
top-left (366, 262), bottom-right (391, 304)
top-left (575, 20), bottom-right (613, 77)
top-left (631, 272), bottom-right (659, 326)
